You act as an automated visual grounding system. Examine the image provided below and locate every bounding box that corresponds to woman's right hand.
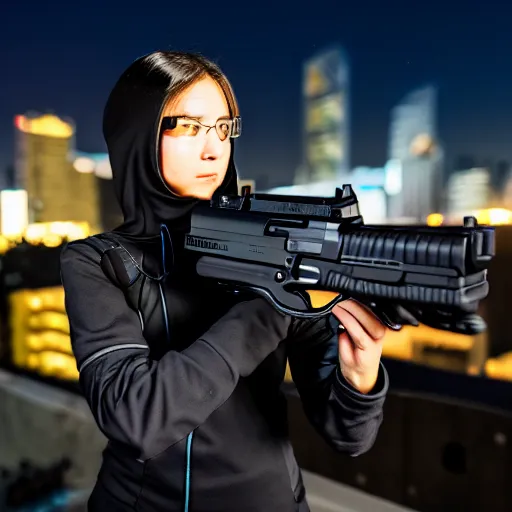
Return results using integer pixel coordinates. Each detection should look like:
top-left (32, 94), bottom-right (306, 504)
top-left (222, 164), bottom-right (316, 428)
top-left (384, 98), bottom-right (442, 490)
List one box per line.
top-left (205, 298), bottom-right (292, 377)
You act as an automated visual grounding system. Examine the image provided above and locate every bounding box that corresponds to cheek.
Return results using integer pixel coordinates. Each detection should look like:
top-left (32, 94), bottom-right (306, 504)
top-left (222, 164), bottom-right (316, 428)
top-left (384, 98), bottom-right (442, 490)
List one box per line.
top-left (160, 139), bottom-right (195, 181)
top-left (220, 145), bottom-right (231, 169)
top-left (159, 138), bottom-right (232, 193)
top-left (219, 141), bottom-right (232, 165)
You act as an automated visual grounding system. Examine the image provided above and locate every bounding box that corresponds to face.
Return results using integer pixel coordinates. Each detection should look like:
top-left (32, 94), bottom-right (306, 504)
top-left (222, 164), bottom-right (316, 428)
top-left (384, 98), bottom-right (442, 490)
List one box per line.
top-left (159, 77), bottom-right (233, 200)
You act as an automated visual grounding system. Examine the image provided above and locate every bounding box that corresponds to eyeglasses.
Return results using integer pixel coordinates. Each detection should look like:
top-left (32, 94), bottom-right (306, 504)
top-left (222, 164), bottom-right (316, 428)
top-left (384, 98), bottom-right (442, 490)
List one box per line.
top-left (160, 116), bottom-right (242, 142)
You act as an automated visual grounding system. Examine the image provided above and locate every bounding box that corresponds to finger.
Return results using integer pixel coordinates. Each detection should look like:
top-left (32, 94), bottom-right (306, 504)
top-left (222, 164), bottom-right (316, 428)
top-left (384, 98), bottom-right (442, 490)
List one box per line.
top-left (335, 299), bottom-right (386, 341)
top-left (331, 307), bottom-right (368, 350)
top-left (338, 331), bottom-right (356, 367)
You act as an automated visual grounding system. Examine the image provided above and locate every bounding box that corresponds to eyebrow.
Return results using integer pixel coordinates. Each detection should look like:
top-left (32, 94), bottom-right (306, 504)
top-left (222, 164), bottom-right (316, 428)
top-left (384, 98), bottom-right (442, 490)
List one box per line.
top-left (174, 113), bottom-right (231, 120)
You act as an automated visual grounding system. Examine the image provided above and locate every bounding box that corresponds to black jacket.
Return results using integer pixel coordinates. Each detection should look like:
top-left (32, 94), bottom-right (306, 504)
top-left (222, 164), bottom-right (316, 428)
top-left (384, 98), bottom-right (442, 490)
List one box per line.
top-left (60, 53), bottom-right (389, 512)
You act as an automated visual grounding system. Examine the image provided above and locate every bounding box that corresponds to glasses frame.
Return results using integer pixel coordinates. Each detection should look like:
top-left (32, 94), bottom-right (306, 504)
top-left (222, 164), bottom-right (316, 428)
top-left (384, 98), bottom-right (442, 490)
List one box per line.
top-left (160, 115), bottom-right (242, 142)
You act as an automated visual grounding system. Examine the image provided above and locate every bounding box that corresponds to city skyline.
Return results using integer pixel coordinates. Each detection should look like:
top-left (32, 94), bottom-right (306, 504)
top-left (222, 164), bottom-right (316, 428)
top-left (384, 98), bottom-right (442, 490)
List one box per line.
top-left (2, 1), bottom-right (512, 189)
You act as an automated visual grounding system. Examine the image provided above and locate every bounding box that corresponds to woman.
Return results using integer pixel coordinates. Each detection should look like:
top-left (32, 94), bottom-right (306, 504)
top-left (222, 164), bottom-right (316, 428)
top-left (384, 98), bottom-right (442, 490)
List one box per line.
top-left (60, 50), bottom-right (389, 512)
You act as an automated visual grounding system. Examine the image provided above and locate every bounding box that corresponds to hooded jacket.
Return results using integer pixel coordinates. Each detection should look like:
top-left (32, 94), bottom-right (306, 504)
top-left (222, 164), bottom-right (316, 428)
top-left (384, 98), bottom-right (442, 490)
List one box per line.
top-left (60, 55), bottom-right (389, 512)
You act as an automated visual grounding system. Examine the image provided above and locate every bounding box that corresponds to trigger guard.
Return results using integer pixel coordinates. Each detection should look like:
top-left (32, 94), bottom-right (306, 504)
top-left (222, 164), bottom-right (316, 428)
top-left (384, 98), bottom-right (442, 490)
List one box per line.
top-left (242, 285), bottom-right (344, 319)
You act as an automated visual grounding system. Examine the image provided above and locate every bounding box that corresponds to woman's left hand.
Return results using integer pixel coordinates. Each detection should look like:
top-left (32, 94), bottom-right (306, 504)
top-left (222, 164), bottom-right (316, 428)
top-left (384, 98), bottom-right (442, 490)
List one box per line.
top-left (331, 299), bottom-right (387, 394)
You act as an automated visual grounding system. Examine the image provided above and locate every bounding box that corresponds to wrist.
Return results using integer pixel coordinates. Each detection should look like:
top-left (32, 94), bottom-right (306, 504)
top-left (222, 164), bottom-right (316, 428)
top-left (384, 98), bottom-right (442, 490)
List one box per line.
top-left (341, 366), bottom-right (379, 395)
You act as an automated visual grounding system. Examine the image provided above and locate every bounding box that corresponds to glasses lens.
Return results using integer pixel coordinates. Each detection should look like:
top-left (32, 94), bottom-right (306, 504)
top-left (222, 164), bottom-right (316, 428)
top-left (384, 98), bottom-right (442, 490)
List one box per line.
top-left (162, 116), bottom-right (242, 141)
top-left (163, 118), bottom-right (201, 137)
top-left (231, 117), bottom-right (242, 138)
top-left (215, 118), bottom-right (242, 140)
top-left (215, 119), bottom-right (232, 141)
top-left (215, 118), bottom-right (241, 140)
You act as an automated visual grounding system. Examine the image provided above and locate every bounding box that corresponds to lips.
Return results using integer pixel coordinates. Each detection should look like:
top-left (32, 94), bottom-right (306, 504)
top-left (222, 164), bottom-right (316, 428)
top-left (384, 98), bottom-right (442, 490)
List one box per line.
top-left (196, 173), bottom-right (217, 179)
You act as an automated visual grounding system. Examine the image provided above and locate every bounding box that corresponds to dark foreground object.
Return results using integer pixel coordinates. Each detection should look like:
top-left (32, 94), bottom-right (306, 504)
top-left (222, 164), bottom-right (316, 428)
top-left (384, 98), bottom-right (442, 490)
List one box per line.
top-left (285, 357), bottom-right (512, 512)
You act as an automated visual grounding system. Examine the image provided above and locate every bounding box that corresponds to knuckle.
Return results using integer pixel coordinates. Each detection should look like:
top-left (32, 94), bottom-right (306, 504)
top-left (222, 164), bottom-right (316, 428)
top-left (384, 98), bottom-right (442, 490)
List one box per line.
top-left (374, 325), bottom-right (387, 341)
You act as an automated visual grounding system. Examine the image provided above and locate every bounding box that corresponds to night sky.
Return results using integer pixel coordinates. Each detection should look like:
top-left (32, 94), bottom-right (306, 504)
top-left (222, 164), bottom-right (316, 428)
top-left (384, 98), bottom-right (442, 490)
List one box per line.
top-left (2, 0), bottom-right (512, 189)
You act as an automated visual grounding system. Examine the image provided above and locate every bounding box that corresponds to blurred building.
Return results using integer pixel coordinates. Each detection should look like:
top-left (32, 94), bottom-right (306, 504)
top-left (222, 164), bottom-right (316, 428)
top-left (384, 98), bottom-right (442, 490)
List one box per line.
top-left (386, 85), bottom-right (443, 221)
top-left (265, 165), bottom-right (387, 224)
top-left (13, 113), bottom-right (101, 232)
top-left (295, 45), bottom-right (350, 185)
top-left (72, 151), bottom-right (122, 231)
top-left (446, 167), bottom-right (492, 213)
top-left (503, 173), bottom-right (512, 210)
top-left (449, 157), bottom-right (510, 211)
top-left (494, 160), bottom-right (510, 191)
top-left (0, 164), bottom-right (15, 191)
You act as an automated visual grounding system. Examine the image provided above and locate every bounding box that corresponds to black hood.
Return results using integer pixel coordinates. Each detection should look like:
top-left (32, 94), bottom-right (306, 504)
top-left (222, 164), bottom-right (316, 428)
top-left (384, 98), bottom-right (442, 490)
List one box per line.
top-left (102, 56), bottom-right (239, 239)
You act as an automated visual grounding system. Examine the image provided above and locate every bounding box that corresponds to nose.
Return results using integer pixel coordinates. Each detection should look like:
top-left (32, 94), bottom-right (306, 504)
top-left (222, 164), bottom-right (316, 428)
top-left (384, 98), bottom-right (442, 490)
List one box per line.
top-left (200, 129), bottom-right (225, 160)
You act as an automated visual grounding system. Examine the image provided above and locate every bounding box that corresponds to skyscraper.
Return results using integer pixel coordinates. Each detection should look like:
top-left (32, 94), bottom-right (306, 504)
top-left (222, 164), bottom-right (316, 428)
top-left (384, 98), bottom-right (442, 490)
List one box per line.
top-left (13, 113), bottom-right (101, 231)
top-left (295, 45), bottom-right (350, 185)
top-left (386, 85), bottom-right (443, 221)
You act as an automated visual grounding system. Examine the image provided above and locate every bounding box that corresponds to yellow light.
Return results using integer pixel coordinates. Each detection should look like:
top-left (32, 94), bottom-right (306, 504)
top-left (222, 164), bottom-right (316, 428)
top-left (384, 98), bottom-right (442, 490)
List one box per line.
top-left (28, 311), bottom-right (70, 334)
top-left (426, 213), bottom-right (444, 226)
top-left (27, 353), bottom-right (40, 370)
top-left (410, 133), bottom-right (435, 157)
top-left (1, 190), bottom-right (28, 238)
top-left (32, 351), bottom-right (79, 380)
top-left (47, 221), bottom-right (89, 239)
top-left (42, 233), bottom-right (63, 248)
top-left (0, 236), bottom-right (10, 254)
top-left (23, 222), bottom-right (90, 246)
top-left (473, 208), bottom-right (512, 226)
top-left (26, 332), bottom-right (73, 354)
top-left (47, 222), bottom-right (69, 236)
top-left (28, 289), bottom-right (65, 312)
top-left (95, 159), bottom-right (112, 179)
top-left (1, 221), bottom-right (89, 250)
top-left (24, 223), bottom-right (47, 244)
top-left (73, 157), bottom-right (95, 174)
top-left (26, 295), bottom-right (43, 311)
top-left (9, 287), bottom-right (77, 380)
top-left (488, 208), bottom-right (512, 225)
top-left (63, 222), bottom-right (90, 240)
top-left (15, 114), bottom-right (74, 138)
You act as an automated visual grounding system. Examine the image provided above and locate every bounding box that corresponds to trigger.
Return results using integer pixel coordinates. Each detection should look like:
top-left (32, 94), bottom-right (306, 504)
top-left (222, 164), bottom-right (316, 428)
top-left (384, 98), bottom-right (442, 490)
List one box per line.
top-left (366, 302), bottom-right (405, 331)
top-left (333, 308), bottom-right (402, 334)
top-left (376, 310), bottom-right (403, 331)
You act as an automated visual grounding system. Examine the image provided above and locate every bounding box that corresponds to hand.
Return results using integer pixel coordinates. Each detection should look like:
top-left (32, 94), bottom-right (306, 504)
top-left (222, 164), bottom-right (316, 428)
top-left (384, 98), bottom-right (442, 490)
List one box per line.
top-left (332, 299), bottom-right (387, 394)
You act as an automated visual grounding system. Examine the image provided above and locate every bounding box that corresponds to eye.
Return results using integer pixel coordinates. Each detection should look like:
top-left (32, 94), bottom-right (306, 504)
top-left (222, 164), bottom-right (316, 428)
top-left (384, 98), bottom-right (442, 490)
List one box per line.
top-left (182, 124), bottom-right (200, 135)
top-left (172, 120), bottom-right (200, 137)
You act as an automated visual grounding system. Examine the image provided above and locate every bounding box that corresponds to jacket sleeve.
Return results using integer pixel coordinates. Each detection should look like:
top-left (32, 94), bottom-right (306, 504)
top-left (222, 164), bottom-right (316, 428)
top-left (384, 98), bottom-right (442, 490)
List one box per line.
top-left (285, 316), bottom-right (388, 457)
top-left (60, 242), bottom-right (291, 461)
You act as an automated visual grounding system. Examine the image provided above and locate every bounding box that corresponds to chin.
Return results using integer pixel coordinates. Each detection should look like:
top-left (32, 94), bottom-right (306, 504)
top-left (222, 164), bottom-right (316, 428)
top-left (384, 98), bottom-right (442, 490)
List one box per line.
top-left (193, 191), bottom-right (214, 200)
top-left (188, 184), bottom-right (218, 201)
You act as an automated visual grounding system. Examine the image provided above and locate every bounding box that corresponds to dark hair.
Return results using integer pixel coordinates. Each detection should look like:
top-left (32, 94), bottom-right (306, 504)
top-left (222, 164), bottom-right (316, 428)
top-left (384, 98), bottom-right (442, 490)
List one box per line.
top-left (143, 51), bottom-right (240, 119)
top-left (102, 50), bottom-right (240, 236)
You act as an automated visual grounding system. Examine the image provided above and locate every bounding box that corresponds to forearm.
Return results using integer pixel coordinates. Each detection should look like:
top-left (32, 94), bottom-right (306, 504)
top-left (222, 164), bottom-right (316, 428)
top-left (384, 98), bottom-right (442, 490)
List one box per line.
top-left (326, 362), bottom-right (388, 455)
top-left (62, 243), bottom-right (291, 461)
top-left (287, 317), bottom-right (388, 456)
